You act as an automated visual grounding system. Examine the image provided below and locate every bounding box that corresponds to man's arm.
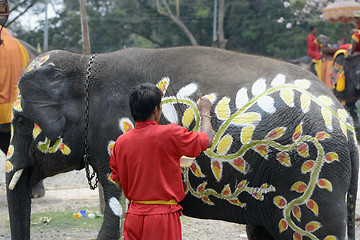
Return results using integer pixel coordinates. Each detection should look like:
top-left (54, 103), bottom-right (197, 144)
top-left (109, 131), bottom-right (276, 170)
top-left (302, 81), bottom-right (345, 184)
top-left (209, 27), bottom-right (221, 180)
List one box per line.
top-left (197, 97), bottom-right (213, 148)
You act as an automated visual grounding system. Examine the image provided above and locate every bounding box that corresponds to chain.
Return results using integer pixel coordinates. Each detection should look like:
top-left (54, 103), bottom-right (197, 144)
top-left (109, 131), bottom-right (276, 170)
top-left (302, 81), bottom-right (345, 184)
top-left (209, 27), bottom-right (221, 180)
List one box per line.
top-left (83, 53), bottom-right (98, 190)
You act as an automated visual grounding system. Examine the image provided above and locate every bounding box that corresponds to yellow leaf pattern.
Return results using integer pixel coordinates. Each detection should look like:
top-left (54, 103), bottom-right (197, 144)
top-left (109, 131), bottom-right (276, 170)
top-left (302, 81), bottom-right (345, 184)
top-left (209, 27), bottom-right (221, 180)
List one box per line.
top-left (318, 95), bottom-right (333, 106)
top-left (295, 79), bottom-right (311, 89)
top-left (211, 160), bottom-right (223, 181)
top-left (266, 127), bottom-right (286, 140)
top-left (306, 199), bottom-right (319, 216)
top-left (274, 196), bottom-right (287, 209)
top-left (7, 145), bottom-right (14, 159)
top-left (276, 152), bottom-right (291, 167)
top-left (240, 126), bottom-right (254, 144)
top-left (196, 182), bottom-right (207, 193)
top-left (201, 196), bottom-right (215, 205)
top-left (292, 205), bottom-right (301, 221)
top-left (279, 218), bottom-right (288, 232)
top-left (291, 181), bottom-right (307, 193)
top-left (280, 88), bottom-right (294, 107)
top-left (233, 112), bottom-right (260, 125)
top-left (325, 152), bottom-right (338, 163)
top-left (293, 232), bottom-right (303, 240)
top-left (13, 95), bottom-right (22, 112)
top-left (254, 144), bottom-right (268, 157)
top-left (305, 221), bottom-right (321, 233)
top-left (293, 123), bottom-right (302, 141)
top-left (215, 97), bottom-right (231, 120)
top-left (182, 108), bottom-right (194, 127)
top-left (321, 108), bottom-right (332, 129)
top-left (5, 160), bottom-right (13, 173)
top-left (230, 157), bottom-right (246, 173)
top-left (301, 160), bottom-right (315, 174)
top-left (300, 94), bottom-right (311, 113)
top-left (217, 134), bottom-right (233, 154)
top-left (189, 161), bottom-right (205, 178)
top-left (221, 184), bottom-right (232, 196)
top-left (317, 179), bottom-right (333, 192)
top-left (315, 132), bottom-right (330, 141)
top-left (156, 77), bottom-right (170, 94)
top-left (228, 198), bottom-right (245, 207)
top-left (297, 143), bottom-right (309, 157)
top-left (33, 124), bottom-right (42, 139)
top-left (324, 236), bottom-right (336, 240)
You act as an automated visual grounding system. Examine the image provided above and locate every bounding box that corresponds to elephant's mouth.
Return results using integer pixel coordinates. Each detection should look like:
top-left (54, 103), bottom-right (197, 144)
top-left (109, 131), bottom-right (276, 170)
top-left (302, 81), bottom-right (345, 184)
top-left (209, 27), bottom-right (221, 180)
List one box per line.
top-left (8, 169), bottom-right (24, 190)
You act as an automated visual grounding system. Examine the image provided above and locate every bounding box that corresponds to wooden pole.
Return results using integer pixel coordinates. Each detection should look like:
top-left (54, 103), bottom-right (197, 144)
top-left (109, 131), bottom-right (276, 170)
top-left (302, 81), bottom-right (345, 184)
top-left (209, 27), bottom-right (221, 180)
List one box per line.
top-left (79, 0), bottom-right (91, 54)
top-left (79, 0), bottom-right (105, 214)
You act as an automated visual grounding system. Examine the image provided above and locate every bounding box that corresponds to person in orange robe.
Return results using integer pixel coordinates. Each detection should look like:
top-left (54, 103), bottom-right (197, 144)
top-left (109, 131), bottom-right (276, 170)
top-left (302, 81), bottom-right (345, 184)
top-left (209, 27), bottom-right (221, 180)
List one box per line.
top-left (0, 28), bottom-right (29, 124)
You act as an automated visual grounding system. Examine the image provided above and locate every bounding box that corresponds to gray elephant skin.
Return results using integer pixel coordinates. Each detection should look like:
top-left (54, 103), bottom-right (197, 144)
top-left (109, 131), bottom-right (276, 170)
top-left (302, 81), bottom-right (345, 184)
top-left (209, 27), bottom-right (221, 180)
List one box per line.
top-left (6, 46), bottom-right (358, 240)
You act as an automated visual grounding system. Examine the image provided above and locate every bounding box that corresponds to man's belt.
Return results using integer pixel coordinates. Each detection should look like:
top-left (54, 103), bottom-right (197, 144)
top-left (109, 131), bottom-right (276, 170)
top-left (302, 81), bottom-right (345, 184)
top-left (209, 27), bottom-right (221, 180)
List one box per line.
top-left (132, 199), bottom-right (178, 205)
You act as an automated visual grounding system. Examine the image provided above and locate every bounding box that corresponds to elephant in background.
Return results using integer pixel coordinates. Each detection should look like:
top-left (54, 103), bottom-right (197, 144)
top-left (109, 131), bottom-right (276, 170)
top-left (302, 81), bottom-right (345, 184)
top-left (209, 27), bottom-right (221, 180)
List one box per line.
top-left (331, 52), bottom-right (360, 139)
top-left (6, 47), bottom-right (358, 240)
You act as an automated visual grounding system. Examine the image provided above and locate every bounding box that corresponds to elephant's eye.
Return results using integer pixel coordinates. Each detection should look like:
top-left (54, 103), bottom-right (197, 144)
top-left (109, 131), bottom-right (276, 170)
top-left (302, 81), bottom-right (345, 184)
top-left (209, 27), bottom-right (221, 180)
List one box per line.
top-left (17, 116), bottom-right (33, 132)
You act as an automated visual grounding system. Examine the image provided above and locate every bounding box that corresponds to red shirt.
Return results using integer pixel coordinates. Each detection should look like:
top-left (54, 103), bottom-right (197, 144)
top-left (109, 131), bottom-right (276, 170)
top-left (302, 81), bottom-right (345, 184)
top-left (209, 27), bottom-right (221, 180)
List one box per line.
top-left (352, 30), bottom-right (360, 52)
top-left (307, 33), bottom-right (322, 60)
top-left (110, 120), bottom-right (209, 205)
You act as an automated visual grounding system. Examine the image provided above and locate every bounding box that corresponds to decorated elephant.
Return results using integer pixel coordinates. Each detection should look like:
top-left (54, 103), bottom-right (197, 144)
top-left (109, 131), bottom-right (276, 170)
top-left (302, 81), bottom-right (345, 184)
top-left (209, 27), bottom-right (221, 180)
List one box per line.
top-left (6, 47), bottom-right (358, 240)
top-left (331, 52), bottom-right (360, 138)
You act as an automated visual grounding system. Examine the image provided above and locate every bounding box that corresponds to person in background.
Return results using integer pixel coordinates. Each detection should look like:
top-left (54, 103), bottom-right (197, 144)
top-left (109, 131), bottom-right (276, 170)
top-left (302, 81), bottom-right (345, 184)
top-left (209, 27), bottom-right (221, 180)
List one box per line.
top-left (349, 11), bottom-right (360, 55)
top-left (109, 83), bottom-right (213, 240)
top-left (307, 25), bottom-right (322, 79)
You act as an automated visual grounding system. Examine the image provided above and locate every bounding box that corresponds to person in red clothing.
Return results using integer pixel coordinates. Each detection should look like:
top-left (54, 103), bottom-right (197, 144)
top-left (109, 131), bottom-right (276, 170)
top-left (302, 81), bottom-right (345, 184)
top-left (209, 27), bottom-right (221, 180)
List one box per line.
top-left (109, 83), bottom-right (213, 240)
top-left (307, 26), bottom-right (322, 79)
top-left (307, 26), bottom-right (322, 60)
top-left (350, 11), bottom-right (360, 55)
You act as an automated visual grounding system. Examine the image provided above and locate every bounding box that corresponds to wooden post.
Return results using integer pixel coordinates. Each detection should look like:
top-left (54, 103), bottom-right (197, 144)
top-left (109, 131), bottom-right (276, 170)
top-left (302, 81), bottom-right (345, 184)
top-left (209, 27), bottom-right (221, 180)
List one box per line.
top-left (79, 0), bottom-right (91, 54)
top-left (78, 0), bottom-right (105, 214)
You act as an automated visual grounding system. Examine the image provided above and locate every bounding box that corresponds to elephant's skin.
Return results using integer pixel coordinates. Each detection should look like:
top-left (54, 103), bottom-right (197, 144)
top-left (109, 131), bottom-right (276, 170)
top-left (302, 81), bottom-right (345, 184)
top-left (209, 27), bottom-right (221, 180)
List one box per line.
top-left (6, 47), bottom-right (358, 240)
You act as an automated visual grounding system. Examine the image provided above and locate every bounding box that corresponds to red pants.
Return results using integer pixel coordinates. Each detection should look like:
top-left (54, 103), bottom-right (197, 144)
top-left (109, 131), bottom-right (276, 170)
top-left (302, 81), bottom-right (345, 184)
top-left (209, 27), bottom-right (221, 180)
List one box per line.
top-left (124, 211), bottom-right (182, 240)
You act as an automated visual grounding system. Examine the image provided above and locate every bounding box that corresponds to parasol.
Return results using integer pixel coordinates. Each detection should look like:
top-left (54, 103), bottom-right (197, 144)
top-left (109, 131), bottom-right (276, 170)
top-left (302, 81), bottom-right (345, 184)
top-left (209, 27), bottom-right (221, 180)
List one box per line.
top-left (322, 0), bottom-right (360, 38)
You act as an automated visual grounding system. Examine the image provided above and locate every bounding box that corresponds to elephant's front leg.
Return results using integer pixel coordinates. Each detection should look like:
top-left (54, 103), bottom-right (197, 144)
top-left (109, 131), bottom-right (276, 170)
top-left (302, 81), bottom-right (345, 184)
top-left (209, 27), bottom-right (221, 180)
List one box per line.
top-left (97, 175), bottom-right (122, 240)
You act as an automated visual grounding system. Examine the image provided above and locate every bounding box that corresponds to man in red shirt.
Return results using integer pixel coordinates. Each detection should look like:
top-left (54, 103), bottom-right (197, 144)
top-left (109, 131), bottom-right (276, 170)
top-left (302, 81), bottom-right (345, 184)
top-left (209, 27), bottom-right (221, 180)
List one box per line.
top-left (350, 11), bottom-right (360, 55)
top-left (109, 83), bottom-right (213, 239)
top-left (307, 26), bottom-right (322, 79)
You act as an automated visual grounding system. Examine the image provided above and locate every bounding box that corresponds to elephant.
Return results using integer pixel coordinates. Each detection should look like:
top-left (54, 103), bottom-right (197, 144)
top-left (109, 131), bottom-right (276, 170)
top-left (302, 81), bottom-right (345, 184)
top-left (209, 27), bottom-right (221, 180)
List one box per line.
top-left (6, 46), bottom-right (358, 240)
top-left (331, 52), bottom-right (360, 139)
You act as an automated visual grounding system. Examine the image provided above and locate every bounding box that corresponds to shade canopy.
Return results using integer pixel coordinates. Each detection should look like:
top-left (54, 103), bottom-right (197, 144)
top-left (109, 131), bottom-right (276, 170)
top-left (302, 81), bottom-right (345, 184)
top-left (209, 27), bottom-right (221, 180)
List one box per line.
top-left (322, 1), bottom-right (360, 23)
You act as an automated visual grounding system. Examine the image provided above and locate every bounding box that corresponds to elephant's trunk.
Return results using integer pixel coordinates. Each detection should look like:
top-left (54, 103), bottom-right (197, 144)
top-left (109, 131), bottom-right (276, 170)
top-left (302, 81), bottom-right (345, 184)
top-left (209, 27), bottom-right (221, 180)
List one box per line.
top-left (6, 168), bottom-right (31, 240)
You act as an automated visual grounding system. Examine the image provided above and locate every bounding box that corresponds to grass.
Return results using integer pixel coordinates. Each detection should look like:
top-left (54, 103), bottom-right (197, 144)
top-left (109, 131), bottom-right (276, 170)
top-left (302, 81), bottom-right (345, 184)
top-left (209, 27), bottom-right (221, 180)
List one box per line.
top-left (30, 207), bottom-right (103, 233)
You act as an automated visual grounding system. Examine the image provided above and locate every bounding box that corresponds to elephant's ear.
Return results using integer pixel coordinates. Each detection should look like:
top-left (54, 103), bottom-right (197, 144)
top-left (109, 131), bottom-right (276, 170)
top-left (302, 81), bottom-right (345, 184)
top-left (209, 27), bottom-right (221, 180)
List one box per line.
top-left (19, 64), bottom-right (69, 141)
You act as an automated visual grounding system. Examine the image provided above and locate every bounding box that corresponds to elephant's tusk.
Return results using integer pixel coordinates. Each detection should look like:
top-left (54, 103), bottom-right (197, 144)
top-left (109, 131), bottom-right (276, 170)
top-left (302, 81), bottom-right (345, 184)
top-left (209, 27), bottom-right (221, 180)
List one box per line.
top-left (8, 169), bottom-right (24, 190)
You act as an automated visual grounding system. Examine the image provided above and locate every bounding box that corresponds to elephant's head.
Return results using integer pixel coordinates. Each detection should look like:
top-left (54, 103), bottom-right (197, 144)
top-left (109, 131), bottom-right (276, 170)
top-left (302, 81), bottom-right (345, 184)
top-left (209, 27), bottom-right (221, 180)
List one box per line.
top-left (332, 52), bottom-right (360, 103)
top-left (6, 52), bottom-right (87, 240)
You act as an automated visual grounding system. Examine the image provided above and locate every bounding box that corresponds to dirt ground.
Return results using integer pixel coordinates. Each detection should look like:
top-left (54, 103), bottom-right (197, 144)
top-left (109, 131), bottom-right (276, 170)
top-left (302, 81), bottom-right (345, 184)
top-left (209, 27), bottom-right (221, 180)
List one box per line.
top-left (0, 151), bottom-right (247, 240)
top-left (1, 150), bottom-right (360, 240)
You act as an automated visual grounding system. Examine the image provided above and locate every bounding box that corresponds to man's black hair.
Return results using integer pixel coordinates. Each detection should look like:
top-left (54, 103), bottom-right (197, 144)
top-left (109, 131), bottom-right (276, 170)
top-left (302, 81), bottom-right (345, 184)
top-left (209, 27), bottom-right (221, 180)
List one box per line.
top-left (310, 26), bottom-right (317, 31)
top-left (129, 83), bottom-right (162, 121)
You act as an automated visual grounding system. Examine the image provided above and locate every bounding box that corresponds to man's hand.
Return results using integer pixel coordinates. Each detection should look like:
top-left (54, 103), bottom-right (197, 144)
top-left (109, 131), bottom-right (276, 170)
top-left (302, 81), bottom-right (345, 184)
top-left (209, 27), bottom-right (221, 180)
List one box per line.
top-left (197, 97), bottom-right (212, 116)
top-left (197, 97), bottom-right (213, 148)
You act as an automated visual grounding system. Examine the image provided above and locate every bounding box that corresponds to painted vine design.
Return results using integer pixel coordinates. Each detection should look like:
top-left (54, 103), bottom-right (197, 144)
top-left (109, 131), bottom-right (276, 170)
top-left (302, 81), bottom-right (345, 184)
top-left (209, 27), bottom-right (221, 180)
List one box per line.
top-left (156, 75), bottom-right (354, 240)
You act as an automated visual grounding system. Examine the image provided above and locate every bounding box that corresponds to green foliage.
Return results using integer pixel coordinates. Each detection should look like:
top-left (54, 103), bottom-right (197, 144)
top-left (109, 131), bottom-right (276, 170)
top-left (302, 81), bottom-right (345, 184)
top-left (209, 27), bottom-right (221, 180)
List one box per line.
top-left (7, 0), bottom-right (355, 59)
